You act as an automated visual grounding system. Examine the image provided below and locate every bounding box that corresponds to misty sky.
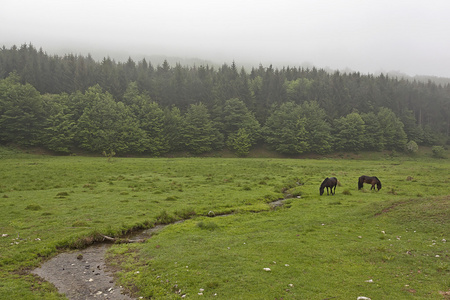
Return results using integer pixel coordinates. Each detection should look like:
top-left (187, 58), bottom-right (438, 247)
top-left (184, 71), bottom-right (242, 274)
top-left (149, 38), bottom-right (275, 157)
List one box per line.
top-left (2, 0), bottom-right (450, 77)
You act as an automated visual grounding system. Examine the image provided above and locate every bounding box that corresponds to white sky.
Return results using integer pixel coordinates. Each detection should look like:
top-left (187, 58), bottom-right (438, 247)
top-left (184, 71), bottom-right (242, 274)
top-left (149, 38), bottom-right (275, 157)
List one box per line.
top-left (2, 0), bottom-right (450, 77)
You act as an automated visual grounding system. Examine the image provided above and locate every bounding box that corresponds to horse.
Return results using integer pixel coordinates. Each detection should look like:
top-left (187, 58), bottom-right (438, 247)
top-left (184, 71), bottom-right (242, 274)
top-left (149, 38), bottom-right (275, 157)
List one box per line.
top-left (358, 175), bottom-right (382, 191)
top-left (320, 177), bottom-right (338, 195)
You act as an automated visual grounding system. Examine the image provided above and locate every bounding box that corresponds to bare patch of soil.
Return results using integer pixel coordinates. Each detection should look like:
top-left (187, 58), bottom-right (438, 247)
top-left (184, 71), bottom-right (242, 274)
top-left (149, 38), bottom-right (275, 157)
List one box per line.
top-left (31, 226), bottom-right (167, 299)
top-left (32, 244), bottom-right (134, 300)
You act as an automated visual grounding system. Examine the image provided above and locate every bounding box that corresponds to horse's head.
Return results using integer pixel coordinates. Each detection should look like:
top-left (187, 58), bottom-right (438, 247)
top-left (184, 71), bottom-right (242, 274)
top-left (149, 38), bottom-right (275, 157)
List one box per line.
top-left (377, 181), bottom-right (382, 190)
top-left (319, 186), bottom-right (324, 195)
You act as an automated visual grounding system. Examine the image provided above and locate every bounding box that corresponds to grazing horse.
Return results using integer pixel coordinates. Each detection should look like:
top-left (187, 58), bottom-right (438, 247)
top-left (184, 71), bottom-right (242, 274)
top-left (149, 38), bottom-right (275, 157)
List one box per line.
top-left (320, 177), bottom-right (338, 195)
top-left (358, 175), bottom-right (382, 191)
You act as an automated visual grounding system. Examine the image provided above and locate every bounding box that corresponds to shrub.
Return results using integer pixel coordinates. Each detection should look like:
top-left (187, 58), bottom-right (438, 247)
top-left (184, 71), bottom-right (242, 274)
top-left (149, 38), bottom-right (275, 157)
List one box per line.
top-left (432, 145), bottom-right (446, 158)
top-left (405, 140), bottom-right (418, 153)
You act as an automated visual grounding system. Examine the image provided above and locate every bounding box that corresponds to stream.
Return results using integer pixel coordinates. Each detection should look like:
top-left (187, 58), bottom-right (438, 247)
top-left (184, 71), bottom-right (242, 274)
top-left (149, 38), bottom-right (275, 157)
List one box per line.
top-left (31, 200), bottom-right (287, 299)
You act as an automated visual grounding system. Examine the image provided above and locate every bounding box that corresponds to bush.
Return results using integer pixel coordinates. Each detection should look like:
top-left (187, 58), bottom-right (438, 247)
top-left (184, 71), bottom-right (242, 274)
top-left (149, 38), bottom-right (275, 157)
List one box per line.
top-left (405, 140), bottom-right (418, 153)
top-left (431, 145), bottom-right (446, 158)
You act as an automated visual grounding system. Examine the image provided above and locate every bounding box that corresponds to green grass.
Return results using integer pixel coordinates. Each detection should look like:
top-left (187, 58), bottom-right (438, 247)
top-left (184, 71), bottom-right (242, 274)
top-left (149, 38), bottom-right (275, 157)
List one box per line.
top-left (0, 146), bottom-right (449, 299)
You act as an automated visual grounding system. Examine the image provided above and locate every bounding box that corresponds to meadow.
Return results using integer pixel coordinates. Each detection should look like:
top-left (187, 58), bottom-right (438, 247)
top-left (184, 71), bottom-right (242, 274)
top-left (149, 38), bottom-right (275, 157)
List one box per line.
top-left (0, 146), bottom-right (448, 299)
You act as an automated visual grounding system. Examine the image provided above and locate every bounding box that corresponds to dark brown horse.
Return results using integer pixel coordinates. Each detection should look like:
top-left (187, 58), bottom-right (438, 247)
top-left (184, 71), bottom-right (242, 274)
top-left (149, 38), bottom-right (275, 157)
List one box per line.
top-left (358, 175), bottom-right (382, 191)
top-left (320, 177), bottom-right (338, 195)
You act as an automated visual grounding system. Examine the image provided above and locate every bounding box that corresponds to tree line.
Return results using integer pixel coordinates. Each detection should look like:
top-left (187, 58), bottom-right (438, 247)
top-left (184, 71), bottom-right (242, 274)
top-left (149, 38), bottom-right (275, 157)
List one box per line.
top-left (0, 44), bottom-right (449, 156)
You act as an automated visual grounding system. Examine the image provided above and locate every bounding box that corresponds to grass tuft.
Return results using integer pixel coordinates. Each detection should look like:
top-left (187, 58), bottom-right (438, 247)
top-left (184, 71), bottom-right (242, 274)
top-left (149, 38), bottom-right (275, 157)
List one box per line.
top-left (25, 204), bottom-right (42, 211)
top-left (196, 221), bottom-right (219, 231)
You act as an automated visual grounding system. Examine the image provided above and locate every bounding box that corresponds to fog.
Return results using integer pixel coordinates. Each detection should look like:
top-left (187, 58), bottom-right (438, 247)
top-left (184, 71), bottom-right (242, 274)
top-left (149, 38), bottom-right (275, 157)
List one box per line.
top-left (2, 0), bottom-right (450, 77)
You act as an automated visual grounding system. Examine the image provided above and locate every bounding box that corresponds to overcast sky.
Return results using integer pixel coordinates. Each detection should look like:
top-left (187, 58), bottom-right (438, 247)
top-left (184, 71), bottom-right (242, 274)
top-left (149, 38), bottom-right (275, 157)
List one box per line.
top-left (2, 0), bottom-right (450, 77)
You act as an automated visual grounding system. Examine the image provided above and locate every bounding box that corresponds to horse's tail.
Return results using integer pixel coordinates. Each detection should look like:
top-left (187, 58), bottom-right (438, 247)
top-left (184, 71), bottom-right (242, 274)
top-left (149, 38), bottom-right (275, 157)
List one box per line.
top-left (358, 177), bottom-right (363, 190)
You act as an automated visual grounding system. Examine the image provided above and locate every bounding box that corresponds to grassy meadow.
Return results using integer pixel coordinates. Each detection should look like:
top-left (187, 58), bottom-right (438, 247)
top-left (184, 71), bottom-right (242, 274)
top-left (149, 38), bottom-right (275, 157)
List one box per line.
top-left (0, 146), bottom-right (449, 299)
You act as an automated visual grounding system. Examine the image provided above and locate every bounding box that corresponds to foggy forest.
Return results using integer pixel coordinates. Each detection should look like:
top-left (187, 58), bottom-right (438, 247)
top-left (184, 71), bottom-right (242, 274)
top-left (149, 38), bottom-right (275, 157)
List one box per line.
top-left (0, 44), bottom-right (449, 156)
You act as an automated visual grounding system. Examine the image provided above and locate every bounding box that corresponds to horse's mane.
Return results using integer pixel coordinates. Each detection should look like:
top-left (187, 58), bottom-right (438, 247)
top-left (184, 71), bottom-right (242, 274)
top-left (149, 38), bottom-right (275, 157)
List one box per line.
top-left (320, 177), bottom-right (329, 188)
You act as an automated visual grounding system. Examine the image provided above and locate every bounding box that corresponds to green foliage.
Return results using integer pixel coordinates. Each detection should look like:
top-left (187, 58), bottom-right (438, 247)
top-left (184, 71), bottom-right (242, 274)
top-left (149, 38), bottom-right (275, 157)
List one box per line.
top-left (75, 85), bottom-right (146, 154)
top-left (334, 112), bottom-right (365, 151)
top-left (361, 112), bottom-right (384, 151)
top-left (263, 102), bottom-right (309, 154)
top-left (0, 45), bottom-right (448, 156)
top-left (405, 140), bottom-right (419, 153)
top-left (431, 145), bottom-right (446, 158)
top-left (0, 72), bottom-right (46, 146)
top-left (298, 101), bottom-right (332, 154)
top-left (226, 128), bottom-right (252, 156)
top-left (377, 107), bottom-right (408, 151)
top-left (124, 82), bottom-right (168, 155)
top-left (222, 98), bottom-right (261, 155)
top-left (183, 103), bottom-right (223, 154)
top-left (42, 94), bottom-right (76, 153)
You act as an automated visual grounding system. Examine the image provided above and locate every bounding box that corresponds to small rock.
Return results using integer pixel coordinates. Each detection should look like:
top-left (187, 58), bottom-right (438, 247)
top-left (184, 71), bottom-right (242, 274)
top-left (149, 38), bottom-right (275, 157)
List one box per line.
top-left (263, 268), bottom-right (271, 271)
top-left (365, 279), bottom-right (373, 283)
top-left (357, 297), bottom-right (371, 300)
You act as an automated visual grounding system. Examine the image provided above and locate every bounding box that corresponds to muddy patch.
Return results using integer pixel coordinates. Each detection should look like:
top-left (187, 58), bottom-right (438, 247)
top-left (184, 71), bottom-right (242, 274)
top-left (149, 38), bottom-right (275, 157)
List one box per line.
top-left (32, 244), bottom-right (133, 300)
top-left (31, 225), bottom-right (168, 300)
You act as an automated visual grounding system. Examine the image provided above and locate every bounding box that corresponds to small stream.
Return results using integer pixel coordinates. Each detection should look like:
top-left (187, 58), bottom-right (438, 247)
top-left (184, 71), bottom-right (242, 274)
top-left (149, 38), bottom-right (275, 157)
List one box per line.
top-left (31, 200), bottom-right (287, 299)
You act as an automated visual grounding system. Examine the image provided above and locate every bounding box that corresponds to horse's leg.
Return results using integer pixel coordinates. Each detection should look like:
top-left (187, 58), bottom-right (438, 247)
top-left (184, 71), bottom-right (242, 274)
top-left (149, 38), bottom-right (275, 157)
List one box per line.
top-left (326, 187), bottom-right (329, 195)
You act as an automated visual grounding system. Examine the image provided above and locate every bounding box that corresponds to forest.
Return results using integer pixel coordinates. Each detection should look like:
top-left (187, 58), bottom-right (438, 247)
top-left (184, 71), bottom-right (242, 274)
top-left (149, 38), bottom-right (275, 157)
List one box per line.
top-left (0, 44), bottom-right (449, 156)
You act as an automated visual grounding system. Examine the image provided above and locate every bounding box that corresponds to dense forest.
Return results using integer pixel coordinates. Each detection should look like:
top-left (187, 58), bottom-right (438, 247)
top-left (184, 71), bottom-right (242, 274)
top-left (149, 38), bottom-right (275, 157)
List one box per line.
top-left (0, 44), bottom-right (449, 156)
